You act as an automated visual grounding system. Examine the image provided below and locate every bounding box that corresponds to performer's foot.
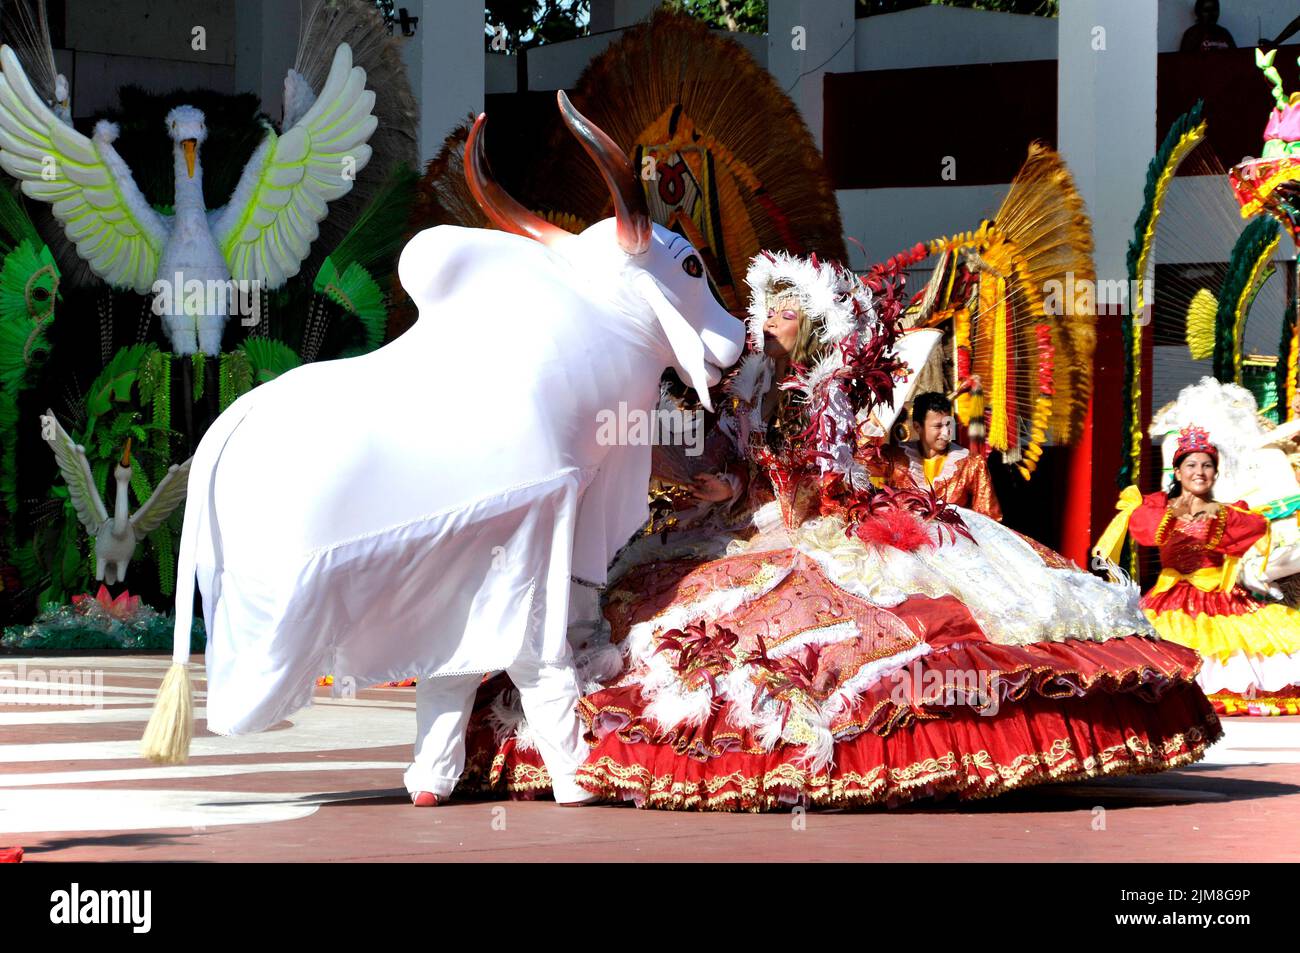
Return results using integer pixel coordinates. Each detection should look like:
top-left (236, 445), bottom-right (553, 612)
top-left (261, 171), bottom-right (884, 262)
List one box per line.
top-left (557, 793), bottom-right (602, 807)
top-left (410, 791), bottom-right (440, 807)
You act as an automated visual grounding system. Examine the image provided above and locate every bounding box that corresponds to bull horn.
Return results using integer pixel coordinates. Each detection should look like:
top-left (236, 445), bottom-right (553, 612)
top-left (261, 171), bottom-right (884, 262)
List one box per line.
top-left (556, 90), bottom-right (652, 256)
top-left (465, 113), bottom-right (570, 246)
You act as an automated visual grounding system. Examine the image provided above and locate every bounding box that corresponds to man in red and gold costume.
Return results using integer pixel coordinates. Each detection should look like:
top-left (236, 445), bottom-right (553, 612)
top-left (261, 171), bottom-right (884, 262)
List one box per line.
top-left (880, 391), bottom-right (1002, 520)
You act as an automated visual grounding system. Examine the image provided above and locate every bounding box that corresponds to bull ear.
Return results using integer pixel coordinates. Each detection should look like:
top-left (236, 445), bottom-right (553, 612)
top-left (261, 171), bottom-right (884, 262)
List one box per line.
top-left (634, 273), bottom-right (715, 412)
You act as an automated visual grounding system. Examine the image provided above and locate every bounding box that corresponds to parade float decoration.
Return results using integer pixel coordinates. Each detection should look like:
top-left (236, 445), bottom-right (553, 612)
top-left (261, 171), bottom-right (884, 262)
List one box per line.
top-left (1, 582), bottom-right (204, 651)
top-left (38, 412), bottom-right (191, 585)
top-left (1183, 214), bottom-right (1284, 387)
top-left (1230, 49), bottom-right (1300, 421)
top-left (1107, 98), bottom-right (1261, 577)
top-left (525, 10), bottom-right (847, 315)
top-left (908, 144), bottom-right (1097, 481)
top-left (0, 0), bottom-right (418, 630)
top-left (411, 9), bottom-right (845, 321)
top-left (1120, 102), bottom-right (1208, 503)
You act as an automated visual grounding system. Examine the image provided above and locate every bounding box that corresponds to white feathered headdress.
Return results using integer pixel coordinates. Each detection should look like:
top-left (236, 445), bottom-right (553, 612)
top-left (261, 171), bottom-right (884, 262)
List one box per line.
top-left (743, 251), bottom-right (876, 353)
top-left (1148, 377), bottom-right (1266, 491)
top-left (721, 251), bottom-right (889, 481)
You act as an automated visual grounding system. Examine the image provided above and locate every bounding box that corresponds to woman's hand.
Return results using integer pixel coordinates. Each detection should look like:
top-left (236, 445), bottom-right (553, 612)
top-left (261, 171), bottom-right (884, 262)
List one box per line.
top-left (690, 473), bottom-right (735, 503)
top-left (1170, 495), bottom-right (1217, 520)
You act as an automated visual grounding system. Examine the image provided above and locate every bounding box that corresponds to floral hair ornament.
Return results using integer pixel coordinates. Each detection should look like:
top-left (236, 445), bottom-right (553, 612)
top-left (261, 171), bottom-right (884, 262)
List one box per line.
top-left (1174, 424), bottom-right (1219, 464)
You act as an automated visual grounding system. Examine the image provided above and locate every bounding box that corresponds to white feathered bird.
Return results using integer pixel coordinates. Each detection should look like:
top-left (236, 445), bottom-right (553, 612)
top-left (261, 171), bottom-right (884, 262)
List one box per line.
top-left (0, 41), bottom-right (378, 355)
top-left (40, 410), bottom-right (192, 585)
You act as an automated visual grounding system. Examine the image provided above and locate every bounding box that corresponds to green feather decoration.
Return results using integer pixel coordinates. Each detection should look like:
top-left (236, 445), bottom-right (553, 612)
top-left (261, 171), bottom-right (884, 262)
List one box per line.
top-left (314, 257), bottom-right (387, 354)
top-left (1120, 100), bottom-right (1205, 489)
top-left (152, 350), bottom-right (171, 445)
top-left (0, 240), bottom-right (59, 391)
top-left (325, 163), bottom-right (419, 278)
top-left (91, 458), bottom-right (108, 507)
top-left (84, 344), bottom-right (152, 439)
top-left (192, 351), bottom-right (205, 401)
top-left (1280, 292), bottom-right (1297, 416)
top-left (129, 466), bottom-right (153, 515)
top-left (1213, 215), bottom-right (1281, 383)
top-left (219, 349), bottom-right (253, 411)
top-left (0, 183), bottom-right (41, 253)
top-left (155, 522), bottom-right (174, 596)
top-left (241, 337), bottom-right (302, 384)
top-left (0, 236), bottom-right (59, 578)
top-left (0, 388), bottom-right (17, 516)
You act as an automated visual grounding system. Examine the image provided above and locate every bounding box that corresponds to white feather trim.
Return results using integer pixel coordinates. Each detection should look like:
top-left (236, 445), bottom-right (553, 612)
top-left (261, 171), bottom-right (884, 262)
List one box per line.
top-left (92, 120), bottom-right (119, 144)
top-left (745, 251), bottom-right (876, 349)
top-left (726, 352), bottom-right (773, 405)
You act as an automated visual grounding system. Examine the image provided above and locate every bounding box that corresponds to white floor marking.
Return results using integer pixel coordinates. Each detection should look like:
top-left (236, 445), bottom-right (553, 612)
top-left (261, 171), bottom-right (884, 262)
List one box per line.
top-left (1201, 719), bottom-right (1300, 765)
top-left (0, 701), bottom-right (414, 762)
top-left (0, 759), bottom-right (409, 789)
top-left (0, 788), bottom-right (367, 835)
top-left (0, 706), bottom-right (204, 725)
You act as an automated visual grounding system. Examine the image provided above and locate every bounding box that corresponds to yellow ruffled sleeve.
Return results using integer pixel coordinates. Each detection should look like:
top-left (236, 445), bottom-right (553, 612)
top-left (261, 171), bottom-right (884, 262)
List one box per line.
top-left (1092, 485), bottom-right (1143, 565)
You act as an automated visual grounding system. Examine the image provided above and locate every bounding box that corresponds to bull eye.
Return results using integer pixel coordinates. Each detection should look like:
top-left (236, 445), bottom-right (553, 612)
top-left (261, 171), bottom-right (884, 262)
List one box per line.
top-left (682, 254), bottom-right (703, 278)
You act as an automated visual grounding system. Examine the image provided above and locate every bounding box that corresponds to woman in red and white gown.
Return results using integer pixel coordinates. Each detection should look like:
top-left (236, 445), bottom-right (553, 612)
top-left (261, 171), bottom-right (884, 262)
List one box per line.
top-left (461, 251), bottom-right (1221, 810)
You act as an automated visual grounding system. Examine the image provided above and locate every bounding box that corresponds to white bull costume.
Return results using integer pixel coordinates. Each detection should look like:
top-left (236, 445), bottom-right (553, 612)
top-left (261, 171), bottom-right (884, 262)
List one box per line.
top-left (141, 92), bottom-right (746, 803)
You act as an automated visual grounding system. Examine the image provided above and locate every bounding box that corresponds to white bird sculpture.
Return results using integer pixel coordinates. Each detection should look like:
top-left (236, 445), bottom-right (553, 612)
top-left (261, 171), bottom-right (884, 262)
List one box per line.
top-left (40, 410), bottom-right (192, 585)
top-left (0, 41), bottom-right (378, 355)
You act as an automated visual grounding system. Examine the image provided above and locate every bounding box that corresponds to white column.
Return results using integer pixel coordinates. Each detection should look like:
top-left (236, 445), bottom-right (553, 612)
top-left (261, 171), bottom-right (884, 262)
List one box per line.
top-left (767, 0), bottom-right (855, 150)
top-left (1057, 0), bottom-right (1158, 300)
top-left (234, 0), bottom-right (300, 121)
top-left (401, 0), bottom-right (485, 164)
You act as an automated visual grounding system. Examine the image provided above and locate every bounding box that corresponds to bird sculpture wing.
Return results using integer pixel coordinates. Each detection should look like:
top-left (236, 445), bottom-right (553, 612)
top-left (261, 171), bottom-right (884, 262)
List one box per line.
top-left (211, 42), bottom-right (376, 289)
top-left (130, 457), bottom-right (193, 537)
top-left (0, 45), bottom-right (168, 293)
top-left (39, 408), bottom-right (107, 535)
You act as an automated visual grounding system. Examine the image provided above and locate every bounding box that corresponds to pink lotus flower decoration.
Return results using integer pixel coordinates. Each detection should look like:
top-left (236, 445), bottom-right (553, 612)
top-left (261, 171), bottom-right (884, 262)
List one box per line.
top-left (71, 585), bottom-right (141, 621)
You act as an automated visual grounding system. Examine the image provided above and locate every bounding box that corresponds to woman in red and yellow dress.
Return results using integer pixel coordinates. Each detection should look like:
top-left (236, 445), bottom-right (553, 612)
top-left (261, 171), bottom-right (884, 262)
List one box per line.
top-left (460, 251), bottom-right (1221, 810)
top-left (1100, 425), bottom-right (1300, 716)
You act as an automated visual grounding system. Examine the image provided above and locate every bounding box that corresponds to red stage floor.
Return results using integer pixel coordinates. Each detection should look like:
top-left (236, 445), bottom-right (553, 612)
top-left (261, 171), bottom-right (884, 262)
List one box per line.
top-left (2, 655), bottom-right (1297, 862)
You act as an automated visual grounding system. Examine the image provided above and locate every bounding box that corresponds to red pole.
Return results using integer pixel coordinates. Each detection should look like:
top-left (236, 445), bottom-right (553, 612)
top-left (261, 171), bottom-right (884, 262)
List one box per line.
top-left (1058, 305), bottom-right (1125, 567)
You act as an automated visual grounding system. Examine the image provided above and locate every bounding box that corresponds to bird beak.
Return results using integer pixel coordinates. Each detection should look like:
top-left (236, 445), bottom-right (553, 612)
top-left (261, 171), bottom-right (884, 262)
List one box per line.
top-left (121, 437), bottom-right (131, 467)
top-left (182, 139), bottom-right (197, 178)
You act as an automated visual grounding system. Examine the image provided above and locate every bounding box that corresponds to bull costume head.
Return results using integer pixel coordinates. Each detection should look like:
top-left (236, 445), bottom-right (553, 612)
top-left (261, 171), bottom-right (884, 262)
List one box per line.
top-left (467, 91), bottom-right (742, 409)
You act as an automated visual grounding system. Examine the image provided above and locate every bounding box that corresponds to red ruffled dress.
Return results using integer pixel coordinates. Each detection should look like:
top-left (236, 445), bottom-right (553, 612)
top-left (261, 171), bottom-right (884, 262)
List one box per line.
top-left (462, 474), bottom-right (1221, 811)
top-left (1129, 492), bottom-right (1300, 716)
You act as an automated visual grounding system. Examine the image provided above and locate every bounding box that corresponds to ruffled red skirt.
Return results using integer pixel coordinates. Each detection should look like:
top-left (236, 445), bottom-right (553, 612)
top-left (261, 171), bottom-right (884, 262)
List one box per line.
top-left (461, 635), bottom-right (1221, 811)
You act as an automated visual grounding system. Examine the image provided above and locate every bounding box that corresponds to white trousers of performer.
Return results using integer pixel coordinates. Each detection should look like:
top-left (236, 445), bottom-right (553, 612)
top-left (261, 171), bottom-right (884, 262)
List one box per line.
top-left (402, 649), bottom-right (590, 803)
